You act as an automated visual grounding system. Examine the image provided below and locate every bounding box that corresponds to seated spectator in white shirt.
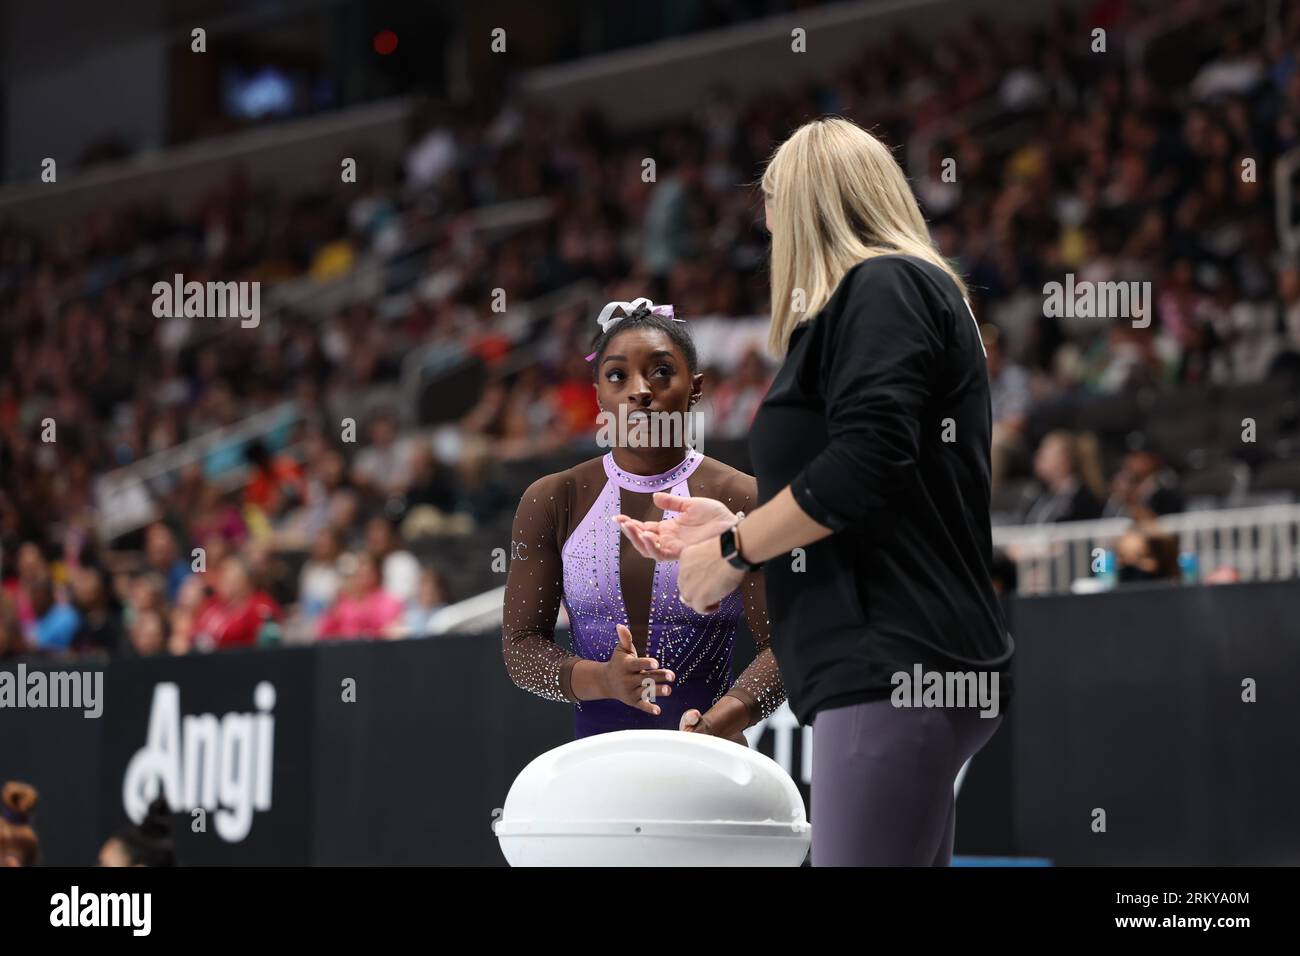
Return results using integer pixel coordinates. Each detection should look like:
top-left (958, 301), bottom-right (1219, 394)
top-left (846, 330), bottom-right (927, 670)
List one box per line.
top-left (364, 514), bottom-right (421, 605)
top-left (298, 528), bottom-right (344, 628)
top-left (401, 568), bottom-right (453, 638)
top-left (351, 412), bottom-right (417, 497)
top-left (1025, 431), bottom-right (1104, 524)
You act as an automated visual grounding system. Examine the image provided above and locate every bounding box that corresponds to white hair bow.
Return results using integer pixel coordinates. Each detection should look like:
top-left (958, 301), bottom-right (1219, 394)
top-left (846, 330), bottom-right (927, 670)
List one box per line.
top-left (594, 297), bottom-right (677, 333)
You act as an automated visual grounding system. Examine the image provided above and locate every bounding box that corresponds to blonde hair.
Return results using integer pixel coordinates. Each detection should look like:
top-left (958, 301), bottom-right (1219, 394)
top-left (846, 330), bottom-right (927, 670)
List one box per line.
top-left (761, 117), bottom-right (966, 354)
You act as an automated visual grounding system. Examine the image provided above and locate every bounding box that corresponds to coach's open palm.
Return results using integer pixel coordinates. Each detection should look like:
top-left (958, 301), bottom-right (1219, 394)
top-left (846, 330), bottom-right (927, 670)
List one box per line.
top-left (614, 492), bottom-right (737, 561)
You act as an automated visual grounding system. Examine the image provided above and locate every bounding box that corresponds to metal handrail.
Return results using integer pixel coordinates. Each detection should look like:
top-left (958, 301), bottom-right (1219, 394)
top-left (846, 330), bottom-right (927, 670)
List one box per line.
top-left (993, 502), bottom-right (1300, 594)
top-left (93, 401), bottom-right (303, 541)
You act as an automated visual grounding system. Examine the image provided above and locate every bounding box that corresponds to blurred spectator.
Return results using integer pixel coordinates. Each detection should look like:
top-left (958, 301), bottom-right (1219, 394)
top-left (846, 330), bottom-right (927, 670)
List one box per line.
top-left (403, 567), bottom-right (452, 637)
top-left (298, 528), bottom-right (344, 628)
top-left (1191, 32), bottom-right (1265, 99)
top-left (1205, 565), bottom-right (1243, 584)
top-left (190, 556), bottom-right (282, 651)
top-left (709, 348), bottom-right (772, 439)
top-left (1103, 447), bottom-right (1185, 520)
top-left (1206, 275), bottom-right (1276, 384)
top-left (317, 552), bottom-right (403, 639)
top-left (0, 594), bottom-right (22, 659)
top-left (453, 439), bottom-right (507, 523)
top-left (127, 609), bottom-right (169, 657)
top-left (404, 444), bottom-right (458, 515)
top-left (990, 548), bottom-right (1019, 595)
top-left (30, 580), bottom-right (80, 653)
top-left (549, 355), bottom-right (601, 440)
top-left (70, 565), bottom-right (124, 655)
top-left (982, 324), bottom-right (1032, 487)
top-left (1083, 323), bottom-right (1168, 393)
top-left (243, 439), bottom-right (305, 512)
top-left (125, 573), bottom-right (168, 632)
top-left (168, 575), bottom-right (210, 655)
top-left (6, 542), bottom-right (50, 637)
top-left (278, 448), bottom-right (352, 548)
top-left (188, 486), bottom-right (247, 550)
top-left (1114, 524), bottom-right (1181, 584)
top-left (195, 535), bottom-right (232, 587)
top-left (351, 412), bottom-right (418, 497)
top-left (243, 537), bottom-right (296, 608)
top-left (144, 523), bottom-right (191, 603)
top-left (405, 111), bottom-right (459, 189)
top-left (0, 781), bottom-right (39, 866)
top-left (1279, 262), bottom-right (1300, 352)
top-left (642, 154), bottom-right (696, 276)
top-left (1115, 529), bottom-right (1161, 584)
top-left (1145, 527), bottom-right (1182, 580)
top-left (1, 1), bottom-right (1295, 644)
top-left (364, 515), bottom-right (421, 604)
top-left (99, 796), bottom-right (176, 867)
top-left (1025, 431), bottom-right (1104, 523)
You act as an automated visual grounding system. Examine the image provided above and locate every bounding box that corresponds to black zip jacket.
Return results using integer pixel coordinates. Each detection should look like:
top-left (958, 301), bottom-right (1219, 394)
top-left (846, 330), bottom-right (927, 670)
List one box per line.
top-left (750, 254), bottom-right (1014, 724)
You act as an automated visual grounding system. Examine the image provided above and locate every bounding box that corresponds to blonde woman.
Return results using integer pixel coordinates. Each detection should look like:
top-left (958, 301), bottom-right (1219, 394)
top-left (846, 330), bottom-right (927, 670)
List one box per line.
top-left (617, 118), bottom-right (1014, 866)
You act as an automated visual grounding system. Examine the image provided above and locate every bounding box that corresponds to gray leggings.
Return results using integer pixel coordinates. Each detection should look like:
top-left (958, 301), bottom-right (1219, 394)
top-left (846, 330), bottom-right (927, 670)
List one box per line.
top-left (810, 699), bottom-right (1003, 866)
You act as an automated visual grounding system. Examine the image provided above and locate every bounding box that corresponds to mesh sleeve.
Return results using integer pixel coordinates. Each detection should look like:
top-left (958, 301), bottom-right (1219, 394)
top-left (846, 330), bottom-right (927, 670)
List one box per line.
top-left (501, 479), bottom-right (580, 703)
top-left (723, 564), bottom-right (787, 724)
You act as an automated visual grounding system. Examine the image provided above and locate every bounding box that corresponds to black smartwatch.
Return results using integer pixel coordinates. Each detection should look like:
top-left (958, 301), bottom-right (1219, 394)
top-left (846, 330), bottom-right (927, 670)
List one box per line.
top-left (719, 514), bottom-right (762, 572)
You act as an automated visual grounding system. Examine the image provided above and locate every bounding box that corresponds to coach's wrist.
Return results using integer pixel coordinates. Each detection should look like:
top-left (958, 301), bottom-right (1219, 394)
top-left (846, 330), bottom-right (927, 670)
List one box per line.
top-left (717, 511), bottom-right (760, 572)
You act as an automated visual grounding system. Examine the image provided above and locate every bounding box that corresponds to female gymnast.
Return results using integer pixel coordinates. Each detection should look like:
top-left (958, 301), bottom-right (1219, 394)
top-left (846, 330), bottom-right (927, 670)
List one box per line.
top-left (618, 118), bottom-right (1014, 865)
top-left (501, 301), bottom-right (784, 741)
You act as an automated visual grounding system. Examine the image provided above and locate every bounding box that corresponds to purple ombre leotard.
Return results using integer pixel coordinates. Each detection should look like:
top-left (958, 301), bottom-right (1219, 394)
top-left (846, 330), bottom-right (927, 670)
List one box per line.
top-left (503, 451), bottom-right (784, 739)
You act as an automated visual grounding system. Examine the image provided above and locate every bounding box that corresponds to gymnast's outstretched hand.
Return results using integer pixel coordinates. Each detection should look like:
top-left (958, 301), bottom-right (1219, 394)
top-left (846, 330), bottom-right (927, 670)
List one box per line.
top-left (614, 492), bottom-right (736, 561)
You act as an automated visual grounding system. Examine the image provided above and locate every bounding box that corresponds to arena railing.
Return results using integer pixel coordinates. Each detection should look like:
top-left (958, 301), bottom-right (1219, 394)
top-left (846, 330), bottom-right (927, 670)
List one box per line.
top-left (992, 502), bottom-right (1300, 595)
top-left (93, 400), bottom-right (305, 543)
top-left (85, 177), bottom-right (570, 541)
top-left (434, 502), bottom-right (1300, 620)
top-left (88, 234), bottom-right (396, 544)
top-left (94, 241), bottom-right (603, 544)
top-left (426, 585), bottom-right (509, 636)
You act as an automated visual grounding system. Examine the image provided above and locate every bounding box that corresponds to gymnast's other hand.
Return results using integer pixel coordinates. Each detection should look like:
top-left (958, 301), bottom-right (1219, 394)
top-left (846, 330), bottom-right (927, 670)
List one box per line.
top-left (614, 492), bottom-right (736, 561)
top-left (680, 697), bottom-right (750, 747)
top-left (601, 623), bottom-right (675, 716)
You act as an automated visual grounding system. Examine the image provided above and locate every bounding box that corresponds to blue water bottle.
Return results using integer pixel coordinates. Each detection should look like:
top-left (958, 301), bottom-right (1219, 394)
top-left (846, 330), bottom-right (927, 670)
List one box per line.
top-left (1097, 548), bottom-right (1117, 589)
top-left (1178, 551), bottom-right (1199, 585)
